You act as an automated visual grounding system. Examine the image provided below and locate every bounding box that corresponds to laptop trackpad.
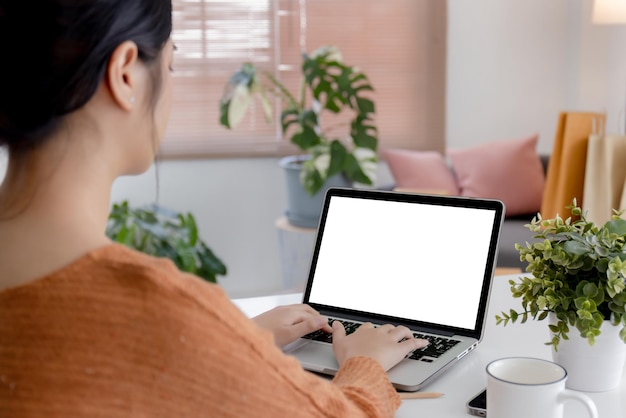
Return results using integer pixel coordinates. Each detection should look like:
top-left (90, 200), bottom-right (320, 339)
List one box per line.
top-left (286, 340), bottom-right (339, 374)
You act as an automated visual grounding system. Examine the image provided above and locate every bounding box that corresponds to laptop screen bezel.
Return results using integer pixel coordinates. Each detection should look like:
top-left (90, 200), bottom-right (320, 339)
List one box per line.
top-left (301, 187), bottom-right (505, 340)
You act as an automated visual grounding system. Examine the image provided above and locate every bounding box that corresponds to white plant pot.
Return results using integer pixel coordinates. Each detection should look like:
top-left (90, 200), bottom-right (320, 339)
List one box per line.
top-left (550, 313), bottom-right (626, 392)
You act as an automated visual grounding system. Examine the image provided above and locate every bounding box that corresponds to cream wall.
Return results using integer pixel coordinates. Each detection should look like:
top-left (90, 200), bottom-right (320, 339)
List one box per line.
top-left (3, 0), bottom-right (626, 298)
top-left (446, 0), bottom-right (620, 154)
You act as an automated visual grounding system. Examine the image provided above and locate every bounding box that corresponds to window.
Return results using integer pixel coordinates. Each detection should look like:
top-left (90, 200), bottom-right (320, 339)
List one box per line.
top-left (161, 0), bottom-right (447, 158)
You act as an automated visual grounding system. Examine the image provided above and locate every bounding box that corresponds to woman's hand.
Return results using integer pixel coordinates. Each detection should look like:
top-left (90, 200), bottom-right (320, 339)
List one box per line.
top-left (331, 321), bottom-right (429, 371)
top-left (252, 304), bottom-right (333, 347)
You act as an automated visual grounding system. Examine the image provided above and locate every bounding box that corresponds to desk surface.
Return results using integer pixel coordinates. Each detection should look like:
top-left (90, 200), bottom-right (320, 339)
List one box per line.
top-left (233, 274), bottom-right (626, 417)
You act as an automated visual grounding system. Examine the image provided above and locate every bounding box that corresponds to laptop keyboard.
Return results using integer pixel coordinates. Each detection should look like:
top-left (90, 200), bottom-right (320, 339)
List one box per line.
top-left (301, 318), bottom-right (461, 362)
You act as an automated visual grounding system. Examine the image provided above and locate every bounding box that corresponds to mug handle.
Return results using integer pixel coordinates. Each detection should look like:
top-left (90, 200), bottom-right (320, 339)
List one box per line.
top-left (558, 389), bottom-right (598, 418)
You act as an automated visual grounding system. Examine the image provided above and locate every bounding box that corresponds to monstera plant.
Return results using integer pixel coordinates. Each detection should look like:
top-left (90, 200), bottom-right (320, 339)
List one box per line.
top-left (219, 45), bottom-right (378, 196)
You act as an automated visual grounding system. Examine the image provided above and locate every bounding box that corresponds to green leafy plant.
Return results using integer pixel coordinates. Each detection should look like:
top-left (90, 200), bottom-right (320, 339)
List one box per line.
top-left (219, 45), bottom-right (378, 195)
top-left (496, 200), bottom-right (626, 350)
top-left (106, 201), bottom-right (227, 283)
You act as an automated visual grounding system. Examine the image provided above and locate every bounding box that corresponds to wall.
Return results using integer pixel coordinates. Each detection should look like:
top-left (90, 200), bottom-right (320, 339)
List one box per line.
top-left (446, 0), bottom-right (626, 152)
top-left (3, 0), bottom-right (626, 298)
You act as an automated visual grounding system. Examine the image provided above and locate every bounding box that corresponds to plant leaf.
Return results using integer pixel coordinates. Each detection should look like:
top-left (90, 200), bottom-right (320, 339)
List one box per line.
top-left (106, 201), bottom-right (227, 283)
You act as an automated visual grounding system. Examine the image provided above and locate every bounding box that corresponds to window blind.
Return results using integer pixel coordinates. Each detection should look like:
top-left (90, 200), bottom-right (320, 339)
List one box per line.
top-left (161, 0), bottom-right (447, 158)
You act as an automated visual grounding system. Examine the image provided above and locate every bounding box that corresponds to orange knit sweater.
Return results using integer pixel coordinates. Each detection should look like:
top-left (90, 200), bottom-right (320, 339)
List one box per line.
top-left (0, 244), bottom-right (401, 417)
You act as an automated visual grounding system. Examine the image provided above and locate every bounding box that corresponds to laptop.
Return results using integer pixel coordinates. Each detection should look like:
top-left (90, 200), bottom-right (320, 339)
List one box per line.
top-left (284, 187), bottom-right (505, 392)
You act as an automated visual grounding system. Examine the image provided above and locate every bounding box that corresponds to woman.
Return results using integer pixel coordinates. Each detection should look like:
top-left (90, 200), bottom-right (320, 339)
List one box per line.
top-left (0, 1), bottom-right (427, 416)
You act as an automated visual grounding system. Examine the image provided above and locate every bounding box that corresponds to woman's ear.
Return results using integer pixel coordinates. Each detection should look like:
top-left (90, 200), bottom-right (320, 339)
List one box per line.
top-left (106, 41), bottom-right (140, 111)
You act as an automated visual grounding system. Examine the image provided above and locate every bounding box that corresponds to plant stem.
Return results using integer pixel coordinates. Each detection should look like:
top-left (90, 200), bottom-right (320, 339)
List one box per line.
top-left (299, 77), bottom-right (306, 109)
top-left (263, 70), bottom-right (299, 109)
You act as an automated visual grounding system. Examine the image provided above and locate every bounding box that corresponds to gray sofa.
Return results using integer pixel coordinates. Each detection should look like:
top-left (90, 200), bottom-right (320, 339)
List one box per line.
top-left (498, 209), bottom-right (543, 268)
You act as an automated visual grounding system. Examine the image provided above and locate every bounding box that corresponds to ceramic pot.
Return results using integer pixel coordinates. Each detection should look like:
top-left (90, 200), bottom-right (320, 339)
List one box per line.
top-left (279, 155), bottom-right (351, 228)
top-left (550, 313), bottom-right (626, 392)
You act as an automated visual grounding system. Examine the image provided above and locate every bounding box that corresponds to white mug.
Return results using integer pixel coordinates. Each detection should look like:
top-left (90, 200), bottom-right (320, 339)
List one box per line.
top-left (486, 357), bottom-right (598, 418)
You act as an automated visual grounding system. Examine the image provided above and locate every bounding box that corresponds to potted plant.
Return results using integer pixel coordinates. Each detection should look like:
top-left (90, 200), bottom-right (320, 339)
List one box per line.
top-left (496, 199), bottom-right (626, 391)
top-left (219, 45), bottom-right (378, 227)
top-left (106, 201), bottom-right (227, 283)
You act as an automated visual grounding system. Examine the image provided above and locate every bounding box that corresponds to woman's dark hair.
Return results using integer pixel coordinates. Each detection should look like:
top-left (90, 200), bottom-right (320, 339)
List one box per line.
top-left (0, 0), bottom-right (173, 151)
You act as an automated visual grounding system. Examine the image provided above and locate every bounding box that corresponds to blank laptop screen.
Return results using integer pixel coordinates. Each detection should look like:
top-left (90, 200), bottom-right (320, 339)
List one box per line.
top-left (307, 195), bottom-right (497, 331)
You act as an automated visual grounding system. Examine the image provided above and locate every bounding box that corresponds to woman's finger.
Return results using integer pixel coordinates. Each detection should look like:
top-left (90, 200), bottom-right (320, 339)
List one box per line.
top-left (387, 325), bottom-right (415, 342)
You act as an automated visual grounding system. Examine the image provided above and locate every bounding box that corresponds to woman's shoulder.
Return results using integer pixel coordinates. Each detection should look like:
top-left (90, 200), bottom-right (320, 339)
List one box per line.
top-left (79, 243), bottom-right (228, 303)
top-left (1, 242), bottom-right (229, 313)
top-left (1, 242), bottom-right (243, 346)
top-left (85, 242), bottom-right (181, 277)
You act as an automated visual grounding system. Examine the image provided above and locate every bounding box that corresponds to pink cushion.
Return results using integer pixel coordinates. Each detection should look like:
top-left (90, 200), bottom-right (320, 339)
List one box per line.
top-left (447, 134), bottom-right (545, 216)
top-left (383, 149), bottom-right (460, 195)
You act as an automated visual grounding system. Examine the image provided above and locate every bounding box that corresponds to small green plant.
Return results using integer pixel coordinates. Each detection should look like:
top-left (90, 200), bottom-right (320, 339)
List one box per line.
top-left (106, 201), bottom-right (226, 283)
top-left (496, 199), bottom-right (626, 350)
top-left (219, 45), bottom-right (378, 195)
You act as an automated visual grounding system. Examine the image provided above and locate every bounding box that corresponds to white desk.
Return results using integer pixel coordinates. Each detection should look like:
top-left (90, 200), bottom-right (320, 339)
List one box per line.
top-left (233, 274), bottom-right (626, 417)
